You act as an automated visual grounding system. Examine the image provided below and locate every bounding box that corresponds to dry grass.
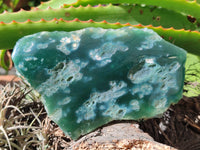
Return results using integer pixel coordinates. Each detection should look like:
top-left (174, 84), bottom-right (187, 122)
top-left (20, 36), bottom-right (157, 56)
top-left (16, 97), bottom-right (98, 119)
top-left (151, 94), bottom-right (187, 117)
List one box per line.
top-left (0, 82), bottom-right (72, 150)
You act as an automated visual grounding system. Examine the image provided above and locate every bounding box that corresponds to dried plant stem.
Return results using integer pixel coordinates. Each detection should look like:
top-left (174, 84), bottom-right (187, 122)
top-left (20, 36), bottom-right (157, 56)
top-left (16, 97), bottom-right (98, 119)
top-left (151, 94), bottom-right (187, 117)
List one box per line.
top-left (0, 126), bottom-right (12, 150)
top-left (0, 138), bottom-right (21, 150)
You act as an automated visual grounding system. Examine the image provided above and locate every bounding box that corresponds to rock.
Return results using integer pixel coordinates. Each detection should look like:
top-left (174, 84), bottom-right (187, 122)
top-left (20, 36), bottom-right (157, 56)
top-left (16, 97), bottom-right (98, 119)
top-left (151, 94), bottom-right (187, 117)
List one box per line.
top-left (0, 75), bottom-right (21, 86)
top-left (12, 27), bottom-right (187, 139)
top-left (72, 123), bottom-right (177, 150)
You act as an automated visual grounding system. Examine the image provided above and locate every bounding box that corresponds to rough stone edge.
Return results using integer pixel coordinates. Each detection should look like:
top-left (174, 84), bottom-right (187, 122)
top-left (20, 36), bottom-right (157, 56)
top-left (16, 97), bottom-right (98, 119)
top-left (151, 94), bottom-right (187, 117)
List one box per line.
top-left (71, 123), bottom-right (177, 150)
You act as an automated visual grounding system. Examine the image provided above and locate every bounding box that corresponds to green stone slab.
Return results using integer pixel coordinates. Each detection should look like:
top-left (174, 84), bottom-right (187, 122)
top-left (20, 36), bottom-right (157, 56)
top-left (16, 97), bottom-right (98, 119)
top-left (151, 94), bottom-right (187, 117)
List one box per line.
top-left (12, 27), bottom-right (187, 139)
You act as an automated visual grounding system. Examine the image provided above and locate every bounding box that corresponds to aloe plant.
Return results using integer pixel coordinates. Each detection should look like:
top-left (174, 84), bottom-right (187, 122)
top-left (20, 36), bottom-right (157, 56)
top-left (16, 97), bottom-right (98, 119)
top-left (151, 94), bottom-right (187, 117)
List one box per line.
top-left (0, 0), bottom-right (199, 96)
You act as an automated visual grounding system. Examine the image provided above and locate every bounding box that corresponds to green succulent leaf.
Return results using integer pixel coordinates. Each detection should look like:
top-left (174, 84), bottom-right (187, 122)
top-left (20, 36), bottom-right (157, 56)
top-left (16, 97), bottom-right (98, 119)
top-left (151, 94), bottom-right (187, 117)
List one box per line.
top-left (37, 0), bottom-right (77, 9)
top-left (0, 4), bottom-right (197, 30)
top-left (68, 0), bottom-right (200, 19)
top-left (184, 53), bottom-right (200, 97)
top-left (0, 49), bottom-right (11, 70)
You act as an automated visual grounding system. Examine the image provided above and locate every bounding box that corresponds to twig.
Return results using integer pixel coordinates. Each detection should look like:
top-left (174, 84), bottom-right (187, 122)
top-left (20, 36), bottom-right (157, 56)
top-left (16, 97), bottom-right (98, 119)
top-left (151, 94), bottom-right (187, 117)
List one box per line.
top-left (184, 115), bottom-right (200, 132)
top-left (154, 121), bottom-right (175, 147)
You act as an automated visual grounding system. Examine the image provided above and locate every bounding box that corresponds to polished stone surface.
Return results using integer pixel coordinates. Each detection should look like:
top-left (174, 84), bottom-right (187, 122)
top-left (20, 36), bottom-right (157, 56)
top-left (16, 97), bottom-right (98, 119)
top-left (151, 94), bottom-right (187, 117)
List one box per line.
top-left (12, 27), bottom-right (187, 139)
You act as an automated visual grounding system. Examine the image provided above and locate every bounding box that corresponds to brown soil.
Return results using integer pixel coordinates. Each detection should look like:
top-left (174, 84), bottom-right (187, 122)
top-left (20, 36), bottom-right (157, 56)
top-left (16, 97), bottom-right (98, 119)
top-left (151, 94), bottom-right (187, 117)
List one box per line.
top-left (140, 96), bottom-right (200, 150)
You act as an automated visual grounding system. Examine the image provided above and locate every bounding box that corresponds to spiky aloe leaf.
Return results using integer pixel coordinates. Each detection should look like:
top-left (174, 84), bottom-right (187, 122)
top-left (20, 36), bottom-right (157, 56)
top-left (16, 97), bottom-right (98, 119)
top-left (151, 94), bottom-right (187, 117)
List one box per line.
top-left (67, 0), bottom-right (200, 19)
top-left (0, 4), bottom-right (197, 31)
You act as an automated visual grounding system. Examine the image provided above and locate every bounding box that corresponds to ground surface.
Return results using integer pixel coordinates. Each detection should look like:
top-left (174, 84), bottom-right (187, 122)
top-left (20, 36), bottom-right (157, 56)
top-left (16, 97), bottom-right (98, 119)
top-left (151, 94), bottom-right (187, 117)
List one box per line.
top-left (140, 96), bottom-right (200, 150)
